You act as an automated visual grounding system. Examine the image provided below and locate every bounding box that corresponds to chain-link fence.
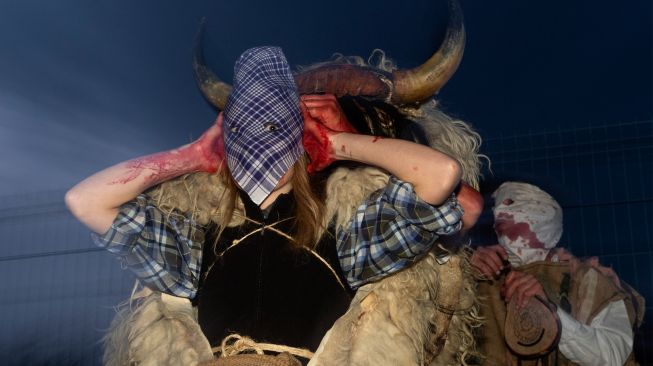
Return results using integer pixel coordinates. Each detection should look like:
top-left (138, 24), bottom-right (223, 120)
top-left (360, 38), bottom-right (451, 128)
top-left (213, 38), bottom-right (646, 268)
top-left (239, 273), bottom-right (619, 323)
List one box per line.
top-left (0, 120), bottom-right (651, 364)
top-left (473, 120), bottom-right (652, 363)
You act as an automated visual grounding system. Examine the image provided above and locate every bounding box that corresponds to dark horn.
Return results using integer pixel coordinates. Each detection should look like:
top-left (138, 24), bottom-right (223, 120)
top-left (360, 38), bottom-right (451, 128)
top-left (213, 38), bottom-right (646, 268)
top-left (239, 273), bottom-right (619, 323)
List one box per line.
top-left (294, 64), bottom-right (392, 99)
top-left (193, 19), bottom-right (232, 110)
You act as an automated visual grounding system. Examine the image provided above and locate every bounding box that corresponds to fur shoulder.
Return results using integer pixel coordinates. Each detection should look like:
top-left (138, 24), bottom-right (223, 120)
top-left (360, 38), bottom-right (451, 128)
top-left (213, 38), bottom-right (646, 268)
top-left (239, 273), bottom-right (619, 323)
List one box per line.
top-left (147, 172), bottom-right (245, 227)
top-left (103, 287), bottom-right (214, 366)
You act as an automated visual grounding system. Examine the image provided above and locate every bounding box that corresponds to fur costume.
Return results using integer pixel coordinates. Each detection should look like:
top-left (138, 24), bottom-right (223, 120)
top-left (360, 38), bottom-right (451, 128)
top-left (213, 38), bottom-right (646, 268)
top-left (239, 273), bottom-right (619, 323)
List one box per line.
top-left (102, 96), bottom-right (484, 365)
top-left (103, 287), bottom-right (214, 366)
top-left (103, 0), bottom-right (485, 361)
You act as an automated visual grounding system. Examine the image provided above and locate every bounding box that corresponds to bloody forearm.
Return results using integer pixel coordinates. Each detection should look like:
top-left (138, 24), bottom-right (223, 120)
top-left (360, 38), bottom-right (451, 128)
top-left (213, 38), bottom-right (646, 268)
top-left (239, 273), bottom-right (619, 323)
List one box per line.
top-left (66, 142), bottom-right (214, 234)
top-left (110, 144), bottom-right (208, 186)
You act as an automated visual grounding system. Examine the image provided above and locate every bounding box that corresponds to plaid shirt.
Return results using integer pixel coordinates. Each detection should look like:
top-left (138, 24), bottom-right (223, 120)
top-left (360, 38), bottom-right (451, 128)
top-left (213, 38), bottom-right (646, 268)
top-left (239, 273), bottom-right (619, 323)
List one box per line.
top-left (92, 195), bottom-right (204, 298)
top-left (338, 176), bottom-right (463, 288)
top-left (93, 176), bottom-right (462, 297)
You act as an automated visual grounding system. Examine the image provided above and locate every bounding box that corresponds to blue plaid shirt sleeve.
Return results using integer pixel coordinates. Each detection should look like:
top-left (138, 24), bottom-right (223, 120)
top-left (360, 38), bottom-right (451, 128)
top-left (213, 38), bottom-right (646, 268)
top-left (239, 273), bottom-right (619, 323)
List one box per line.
top-left (337, 176), bottom-right (464, 289)
top-left (91, 194), bottom-right (204, 299)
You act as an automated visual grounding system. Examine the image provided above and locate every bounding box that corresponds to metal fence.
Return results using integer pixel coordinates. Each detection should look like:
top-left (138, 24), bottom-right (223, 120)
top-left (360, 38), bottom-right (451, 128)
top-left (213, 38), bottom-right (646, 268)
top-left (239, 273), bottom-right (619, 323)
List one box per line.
top-left (474, 119), bottom-right (652, 363)
top-left (0, 191), bottom-right (133, 365)
top-left (0, 120), bottom-right (650, 364)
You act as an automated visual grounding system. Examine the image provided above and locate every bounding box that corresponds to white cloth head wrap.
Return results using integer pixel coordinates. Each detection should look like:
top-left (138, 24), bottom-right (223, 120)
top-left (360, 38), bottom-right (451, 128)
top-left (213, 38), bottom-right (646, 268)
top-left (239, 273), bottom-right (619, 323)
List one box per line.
top-left (492, 182), bottom-right (563, 266)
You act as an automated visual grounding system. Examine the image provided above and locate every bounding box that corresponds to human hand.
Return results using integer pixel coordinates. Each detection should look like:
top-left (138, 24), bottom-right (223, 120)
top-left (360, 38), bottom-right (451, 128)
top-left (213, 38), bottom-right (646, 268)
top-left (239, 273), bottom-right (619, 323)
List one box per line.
top-left (471, 244), bottom-right (508, 278)
top-left (456, 182), bottom-right (483, 230)
top-left (502, 270), bottom-right (547, 309)
top-left (300, 94), bottom-right (357, 173)
top-left (301, 94), bottom-right (358, 134)
top-left (193, 113), bottom-right (226, 173)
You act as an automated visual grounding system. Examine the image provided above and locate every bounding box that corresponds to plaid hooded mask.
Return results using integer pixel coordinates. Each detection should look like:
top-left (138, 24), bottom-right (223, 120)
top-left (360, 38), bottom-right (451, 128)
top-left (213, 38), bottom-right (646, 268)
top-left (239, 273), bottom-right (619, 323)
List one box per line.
top-left (223, 46), bottom-right (304, 205)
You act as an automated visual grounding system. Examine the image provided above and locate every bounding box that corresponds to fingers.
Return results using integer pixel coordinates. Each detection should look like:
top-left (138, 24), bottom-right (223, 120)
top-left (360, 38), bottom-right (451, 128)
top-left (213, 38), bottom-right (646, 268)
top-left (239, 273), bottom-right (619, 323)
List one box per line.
top-left (484, 246), bottom-right (506, 272)
top-left (300, 94), bottom-right (358, 134)
top-left (301, 95), bottom-right (339, 119)
top-left (504, 271), bottom-right (545, 308)
top-left (519, 285), bottom-right (545, 308)
top-left (475, 255), bottom-right (500, 277)
top-left (206, 113), bottom-right (225, 141)
top-left (504, 271), bottom-right (529, 301)
top-left (490, 244), bottom-right (509, 261)
top-left (299, 101), bottom-right (311, 121)
top-left (216, 112), bottom-right (224, 127)
top-left (300, 102), bottom-right (320, 132)
top-left (471, 245), bottom-right (507, 278)
top-left (303, 103), bottom-right (339, 129)
top-left (300, 101), bottom-right (327, 127)
top-left (471, 254), bottom-right (495, 278)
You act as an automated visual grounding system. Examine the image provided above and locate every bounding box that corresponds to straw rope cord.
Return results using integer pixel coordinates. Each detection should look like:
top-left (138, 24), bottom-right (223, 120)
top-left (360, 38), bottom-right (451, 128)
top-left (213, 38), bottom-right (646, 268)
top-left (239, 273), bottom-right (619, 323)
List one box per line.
top-left (212, 334), bottom-right (314, 360)
top-left (211, 216), bottom-right (347, 291)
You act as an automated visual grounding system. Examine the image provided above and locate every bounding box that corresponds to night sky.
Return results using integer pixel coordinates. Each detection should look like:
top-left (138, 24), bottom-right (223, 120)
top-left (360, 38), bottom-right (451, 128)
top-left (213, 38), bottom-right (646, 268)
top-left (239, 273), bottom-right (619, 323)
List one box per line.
top-left (0, 0), bottom-right (650, 196)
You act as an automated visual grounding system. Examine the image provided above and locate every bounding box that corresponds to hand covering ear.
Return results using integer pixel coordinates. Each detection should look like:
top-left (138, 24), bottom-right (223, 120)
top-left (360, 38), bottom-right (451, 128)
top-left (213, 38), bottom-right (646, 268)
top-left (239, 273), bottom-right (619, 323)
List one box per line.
top-left (301, 94), bottom-right (357, 173)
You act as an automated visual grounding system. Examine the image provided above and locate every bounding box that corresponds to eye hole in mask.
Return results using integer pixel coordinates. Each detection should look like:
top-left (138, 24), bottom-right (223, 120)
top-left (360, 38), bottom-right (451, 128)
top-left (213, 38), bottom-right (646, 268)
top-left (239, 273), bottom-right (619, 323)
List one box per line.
top-left (502, 198), bottom-right (514, 206)
top-left (263, 122), bottom-right (279, 132)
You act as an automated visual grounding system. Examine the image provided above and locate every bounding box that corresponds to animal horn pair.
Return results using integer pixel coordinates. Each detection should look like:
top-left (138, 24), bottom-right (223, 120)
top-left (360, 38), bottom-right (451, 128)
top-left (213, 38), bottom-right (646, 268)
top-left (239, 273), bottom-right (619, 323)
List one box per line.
top-left (194, 0), bottom-right (464, 108)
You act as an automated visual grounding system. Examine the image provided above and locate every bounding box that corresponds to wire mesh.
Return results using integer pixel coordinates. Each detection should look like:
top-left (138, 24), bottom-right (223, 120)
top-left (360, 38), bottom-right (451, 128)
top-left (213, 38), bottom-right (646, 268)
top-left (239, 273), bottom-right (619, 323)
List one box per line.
top-left (475, 120), bottom-right (652, 363)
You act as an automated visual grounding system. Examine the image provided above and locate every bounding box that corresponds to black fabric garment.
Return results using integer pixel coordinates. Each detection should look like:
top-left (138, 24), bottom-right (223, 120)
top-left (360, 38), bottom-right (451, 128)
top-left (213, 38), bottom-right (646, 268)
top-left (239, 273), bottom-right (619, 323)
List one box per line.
top-left (195, 191), bottom-right (353, 352)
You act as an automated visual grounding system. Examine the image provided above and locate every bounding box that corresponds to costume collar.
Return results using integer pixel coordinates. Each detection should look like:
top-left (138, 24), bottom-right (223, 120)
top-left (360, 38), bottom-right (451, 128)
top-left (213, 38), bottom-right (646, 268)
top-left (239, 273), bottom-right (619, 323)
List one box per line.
top-left (238, 188), bottom-right (295, 223)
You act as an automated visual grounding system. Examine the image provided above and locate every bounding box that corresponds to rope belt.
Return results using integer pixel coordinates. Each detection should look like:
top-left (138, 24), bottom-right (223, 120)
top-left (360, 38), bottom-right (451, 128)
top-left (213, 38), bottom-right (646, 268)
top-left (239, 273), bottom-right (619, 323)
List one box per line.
top-left (213, 334), bottom-right (314, 360)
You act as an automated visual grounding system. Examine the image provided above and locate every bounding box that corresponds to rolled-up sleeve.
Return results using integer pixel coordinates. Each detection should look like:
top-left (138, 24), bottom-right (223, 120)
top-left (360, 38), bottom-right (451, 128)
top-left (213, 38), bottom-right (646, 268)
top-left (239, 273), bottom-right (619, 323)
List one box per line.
top-left (92, 194), bottom-right (204, 298)
top-left (337, 176), bottom-right (463, 289)
top-left (557, 300), bottom-right (633, 366)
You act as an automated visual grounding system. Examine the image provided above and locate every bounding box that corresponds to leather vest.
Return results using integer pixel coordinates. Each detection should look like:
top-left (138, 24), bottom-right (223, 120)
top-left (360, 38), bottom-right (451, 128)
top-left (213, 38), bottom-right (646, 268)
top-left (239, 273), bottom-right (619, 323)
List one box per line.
top-left (477, 261), bottom-right (643, 366)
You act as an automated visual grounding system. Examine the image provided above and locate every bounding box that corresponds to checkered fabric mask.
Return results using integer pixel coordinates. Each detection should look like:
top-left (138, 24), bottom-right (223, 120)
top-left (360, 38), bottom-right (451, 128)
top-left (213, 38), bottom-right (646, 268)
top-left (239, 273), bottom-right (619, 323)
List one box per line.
top-left (223, 47), bottom-right (304, 205)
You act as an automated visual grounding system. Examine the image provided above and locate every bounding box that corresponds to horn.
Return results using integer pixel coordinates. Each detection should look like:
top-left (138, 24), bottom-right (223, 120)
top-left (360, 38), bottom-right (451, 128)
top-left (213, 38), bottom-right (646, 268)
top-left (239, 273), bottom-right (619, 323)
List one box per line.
top-left (193, 0), bottom-right (464, 108)
top-left (294, 64), bottom-right (392, 99)
top-left (193, 19), bottom-right (232, 110)
top-left (390, 0), bottom-right (465, 105)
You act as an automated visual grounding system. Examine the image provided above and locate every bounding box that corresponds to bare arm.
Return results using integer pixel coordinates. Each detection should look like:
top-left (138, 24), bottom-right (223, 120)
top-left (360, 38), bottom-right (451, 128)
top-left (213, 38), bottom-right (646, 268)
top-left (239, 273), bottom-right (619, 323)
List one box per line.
top-left (65, 114), bottom-right (225, 234)
top-left (331, 133), bottom-right (461, 205)
top-left (301, 95), bottom-right (461, 205)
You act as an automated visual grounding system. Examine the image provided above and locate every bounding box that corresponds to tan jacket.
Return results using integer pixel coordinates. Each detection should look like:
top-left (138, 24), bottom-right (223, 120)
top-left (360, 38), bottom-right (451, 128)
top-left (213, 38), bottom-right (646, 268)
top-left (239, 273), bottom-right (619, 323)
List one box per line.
top-left (477, 260), bottom-right (644, 366)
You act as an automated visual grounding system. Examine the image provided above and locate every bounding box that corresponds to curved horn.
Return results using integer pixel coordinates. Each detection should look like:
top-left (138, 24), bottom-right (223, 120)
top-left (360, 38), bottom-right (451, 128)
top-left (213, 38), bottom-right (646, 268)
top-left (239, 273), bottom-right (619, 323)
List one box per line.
top-left (193, 20), bottom-right (232, 110)
top-left (294, 64), bottom-right (392, 98)
top-left (390, 0), bottom-right (465, 105)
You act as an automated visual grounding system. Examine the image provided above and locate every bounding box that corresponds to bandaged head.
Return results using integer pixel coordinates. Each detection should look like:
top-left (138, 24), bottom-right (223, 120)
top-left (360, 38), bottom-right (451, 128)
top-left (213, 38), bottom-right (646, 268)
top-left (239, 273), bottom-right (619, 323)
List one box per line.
top-left (223, 47), bottom-right (304, 205)
top-left (492, 182), bottom-right (563, 267)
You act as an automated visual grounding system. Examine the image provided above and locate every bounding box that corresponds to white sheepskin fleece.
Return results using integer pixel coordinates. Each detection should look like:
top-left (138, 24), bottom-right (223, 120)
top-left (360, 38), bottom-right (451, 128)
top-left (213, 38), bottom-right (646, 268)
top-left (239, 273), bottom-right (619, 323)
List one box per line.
top-left (103, 288), bottom-right (214, 366)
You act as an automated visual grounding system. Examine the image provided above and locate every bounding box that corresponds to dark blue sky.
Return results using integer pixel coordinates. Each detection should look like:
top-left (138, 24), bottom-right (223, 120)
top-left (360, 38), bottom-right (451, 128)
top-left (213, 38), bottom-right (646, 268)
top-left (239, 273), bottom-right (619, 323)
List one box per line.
top-left (0, 0), bottom-right (650, 196)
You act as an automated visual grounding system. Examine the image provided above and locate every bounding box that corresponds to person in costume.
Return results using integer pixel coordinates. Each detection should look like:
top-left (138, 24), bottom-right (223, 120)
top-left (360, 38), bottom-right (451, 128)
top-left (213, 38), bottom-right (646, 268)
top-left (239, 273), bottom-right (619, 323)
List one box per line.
top-left (471, 182), bottom-right (645, 366)
top-left (66, 45), bottom-right (477, 364)
top-left (66, 1), bottom-right (489, 363)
